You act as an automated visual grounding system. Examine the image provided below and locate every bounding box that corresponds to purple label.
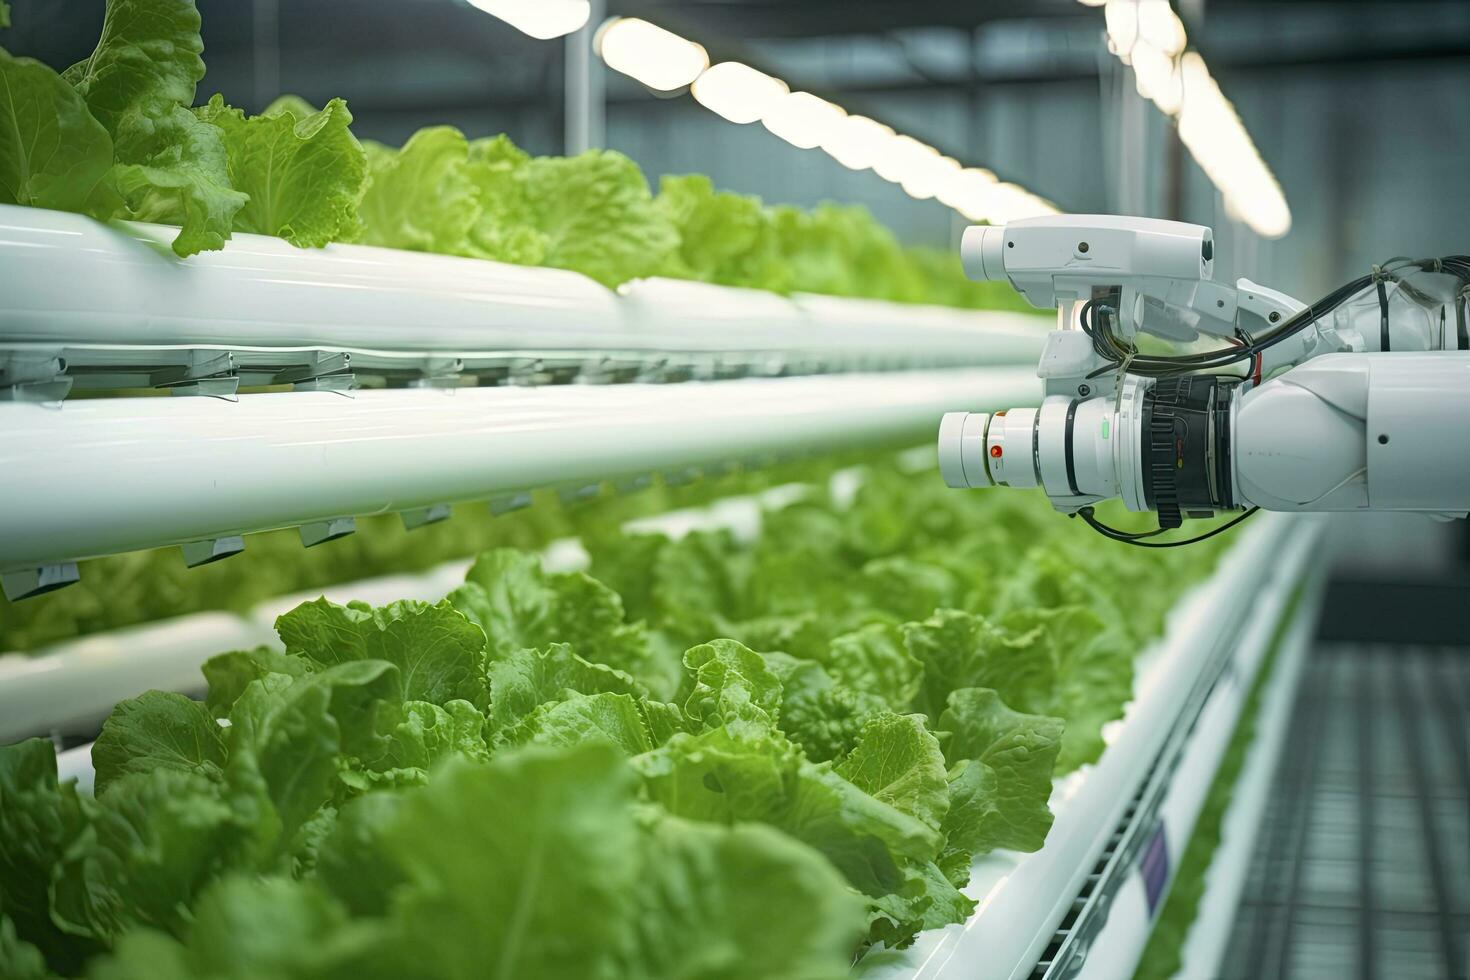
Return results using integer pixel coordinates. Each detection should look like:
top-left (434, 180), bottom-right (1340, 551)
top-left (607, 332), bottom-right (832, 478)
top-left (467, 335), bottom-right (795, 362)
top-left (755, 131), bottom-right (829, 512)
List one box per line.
top-left (1140, 823), bottom-right (1171, 916)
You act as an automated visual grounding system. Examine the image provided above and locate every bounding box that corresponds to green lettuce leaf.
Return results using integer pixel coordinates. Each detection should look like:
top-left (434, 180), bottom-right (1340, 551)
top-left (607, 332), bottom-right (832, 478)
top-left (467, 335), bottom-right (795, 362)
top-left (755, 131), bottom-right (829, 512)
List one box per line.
top-left (65, 0), bottom-right (247, 256)
top-left (937, 687), bottom-right (1063, 880)
top-left (485, 642), bottom-right (646, 739)
top-left (678, 639), bottom-right (783, 731)
top-left (759, 650), bottom-right (877, 762)
top-left (902, 609), bottom-right (1033, 722)
top-left (654, 173), bottom-right (787, 291)
top-left (0, 914), bottom-right (49, 980)
top-left (381, 699), bottom-right (488, 771)
top-left (866, 860), bottom-right (976, 949)
top-left (834, 712), bottom-right (949, 836)
top-left (275, 598), bottom-right (486, 708)
top-left (89, 875), bottom-right (379, 980)
top-left (0, 49), bottom-right (118, 215)
top-left (200, 646), bottom-right (306, 719)
top-left (48, 769), bottom-right (245, 943)
top-left (902, 607), bottom-right (1125, 773)
top-left (520, 149), bottom-right (677, 288)
top-left (462, 134), bottom-right (546, 265)
top-left (356, 126), bottom-right (477, 254)
top-left (779, 679), bottom-right (885, 764)
top-left (312, 791), bottom-right (407, 919)
top-left (62, 0), bottom-right (204, 133)
top-left (506, 691), bottom-right (653, 756)
top-left (448, 549), bottom-right (648, 675)
top-left (224, 659), bottom-right (399, 846)
top-left (90, 691), bottom-right (226, 796)
top-left (373, 745), bottom-right (641, 979)
top-left (819, 622), bottom-right (922, 708)
top-left (0, 740), bottom-right (100, 974)
top-left (859, 557), bottom-right (961, 624)
top-left (624, 814), bottom-right (863, 980)
top-left (104, 102), bottom-right (248, 256)
top-left (636, 723), bottom-right (937, 900)
top-left (194, 93), bottom-right (365, 247)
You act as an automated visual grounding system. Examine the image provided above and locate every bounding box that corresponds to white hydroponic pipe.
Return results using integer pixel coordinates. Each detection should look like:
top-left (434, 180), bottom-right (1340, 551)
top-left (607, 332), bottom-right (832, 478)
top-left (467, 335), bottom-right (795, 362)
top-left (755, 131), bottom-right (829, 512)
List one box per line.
top-left (0, 368), bottom-right (1040, 571)
top-left (0, 204), bottom-right (1045, 366)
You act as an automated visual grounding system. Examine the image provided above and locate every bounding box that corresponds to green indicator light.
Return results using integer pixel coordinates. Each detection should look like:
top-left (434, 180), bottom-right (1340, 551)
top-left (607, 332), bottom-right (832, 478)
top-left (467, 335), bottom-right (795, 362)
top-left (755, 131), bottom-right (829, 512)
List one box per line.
top-left (1101, 418), bottom-right (1110, 439)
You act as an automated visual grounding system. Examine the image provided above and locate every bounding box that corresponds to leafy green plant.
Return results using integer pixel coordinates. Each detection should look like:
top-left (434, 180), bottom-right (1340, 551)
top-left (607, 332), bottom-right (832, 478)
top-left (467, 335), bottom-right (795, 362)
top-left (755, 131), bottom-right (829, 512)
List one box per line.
top-left (0, 0), bottom-right (1045, 306)
top-left (0, 451), bottom-right (1229, 976)
top-left (196, 95), bottom-right (366, 247)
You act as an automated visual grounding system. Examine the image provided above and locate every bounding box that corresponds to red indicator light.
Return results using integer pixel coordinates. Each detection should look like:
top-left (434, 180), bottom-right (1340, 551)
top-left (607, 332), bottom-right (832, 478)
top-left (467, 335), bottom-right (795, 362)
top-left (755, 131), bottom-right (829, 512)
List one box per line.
top-left (990, 445), bottom-right (1003, 458)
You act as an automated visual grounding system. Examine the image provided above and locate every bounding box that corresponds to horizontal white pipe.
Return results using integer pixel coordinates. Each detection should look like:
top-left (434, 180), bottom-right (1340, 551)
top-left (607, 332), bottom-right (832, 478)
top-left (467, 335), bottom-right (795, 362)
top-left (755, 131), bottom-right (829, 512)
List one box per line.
top-left (0, 368), bottom-right (1040, 570)
top-left (0, 204), bottom-right (1044, 364)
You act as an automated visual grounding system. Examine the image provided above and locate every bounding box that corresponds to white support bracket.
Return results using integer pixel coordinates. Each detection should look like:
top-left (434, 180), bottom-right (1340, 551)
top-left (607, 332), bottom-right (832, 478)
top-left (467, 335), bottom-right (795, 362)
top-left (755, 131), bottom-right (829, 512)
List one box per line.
top-left (180, 536), bottom-right (245, 568)
top-left (299, 517), bottom-right (356, 548)
top-left (400, 505), bottom-right (452, 530)
top-left (2, 563), bottom-right (80, 601)
top-left (557, 484), bottom-right (602, 505)
top-left (489, 492), bottom-right (534, 516)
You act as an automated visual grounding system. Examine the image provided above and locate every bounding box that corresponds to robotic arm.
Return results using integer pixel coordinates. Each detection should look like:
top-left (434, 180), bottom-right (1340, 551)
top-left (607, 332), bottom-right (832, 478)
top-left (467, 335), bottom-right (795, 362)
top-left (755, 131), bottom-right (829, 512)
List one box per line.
top-left (939, 215), bottom-right (1470, 537)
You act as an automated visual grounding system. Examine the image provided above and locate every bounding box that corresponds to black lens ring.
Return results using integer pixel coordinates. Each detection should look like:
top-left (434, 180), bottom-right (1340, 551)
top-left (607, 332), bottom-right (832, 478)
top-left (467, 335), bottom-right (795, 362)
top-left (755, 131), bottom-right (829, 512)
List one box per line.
top-left (1141, 376), bottom-right (1234, 527)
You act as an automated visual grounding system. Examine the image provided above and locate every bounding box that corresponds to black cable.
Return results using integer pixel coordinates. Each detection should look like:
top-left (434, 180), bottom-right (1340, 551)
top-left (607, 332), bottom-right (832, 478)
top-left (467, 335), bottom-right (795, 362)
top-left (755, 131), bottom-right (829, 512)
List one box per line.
top-left (1077, 254), bottom-right (1470, 380)
top-left (1072, 505), bottom-right (1261, 548)
top-left (1458, 291), bottom-right (1468, 350)
top-left (1376, 274), bottom-right (1391, 351)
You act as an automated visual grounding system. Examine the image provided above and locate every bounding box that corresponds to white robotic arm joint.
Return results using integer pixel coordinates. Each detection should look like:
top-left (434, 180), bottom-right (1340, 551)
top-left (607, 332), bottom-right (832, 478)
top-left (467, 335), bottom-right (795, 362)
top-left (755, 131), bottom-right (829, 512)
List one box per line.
top-left (940, 215), bottom-right (1470, 534)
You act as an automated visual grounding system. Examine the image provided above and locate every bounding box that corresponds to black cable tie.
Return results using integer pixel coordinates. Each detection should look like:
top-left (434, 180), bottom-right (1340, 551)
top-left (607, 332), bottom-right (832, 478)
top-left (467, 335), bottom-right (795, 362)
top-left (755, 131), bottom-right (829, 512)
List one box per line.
top-left (1459, 289), bottom-right (1469, 351)
top-left (1376, 275), bottom-right (1391, 352)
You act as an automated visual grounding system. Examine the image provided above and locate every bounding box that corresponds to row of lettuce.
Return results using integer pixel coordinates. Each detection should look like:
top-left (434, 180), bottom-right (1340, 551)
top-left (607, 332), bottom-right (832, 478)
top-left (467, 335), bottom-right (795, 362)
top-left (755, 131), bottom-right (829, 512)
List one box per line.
top-left (0, 460), bottom-right (1226, 979)
top-left (0, 451), bottom-right (880, 653)
top-left (0, 0), bottom-right (1030, 310)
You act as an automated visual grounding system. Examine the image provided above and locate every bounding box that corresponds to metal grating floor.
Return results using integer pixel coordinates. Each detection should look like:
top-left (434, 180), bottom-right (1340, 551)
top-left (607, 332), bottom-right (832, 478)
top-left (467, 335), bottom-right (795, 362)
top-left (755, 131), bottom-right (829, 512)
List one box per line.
top-left (1223, 646), bottom-right (1470, 980)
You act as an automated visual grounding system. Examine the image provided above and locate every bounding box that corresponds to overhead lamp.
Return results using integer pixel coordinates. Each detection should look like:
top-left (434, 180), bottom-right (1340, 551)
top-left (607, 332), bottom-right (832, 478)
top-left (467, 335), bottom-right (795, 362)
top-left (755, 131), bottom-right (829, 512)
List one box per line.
top-left (982, 183), bottom-right (1059, 223)
top-left (900, 155), bottom-right (963, 202)
top-left (870, 134), bottom-right (938, 184)
top-left (1105, 0), bottom-right (1186, 60)
top-left (820, 115), bottom-right (896, 171)
top-left (1083, 0), bottom-right (1290, 238)
top-left (761, 92), bottom-right (847, 150)
top-left (1175, 53), bottom-right (1289, 238)
top-left (604, 15), bottom-right (1062, 226)
top-left (1129, 42), bottom-right (1183, 115)
top-left (467, 0), bottom-right (591, 40)
top-left (596, 17), bottom-right (709, 91)
top-left (937, 167), bottom-right (998, 212)
top-left (691, 62), bottom-right (789, 124)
